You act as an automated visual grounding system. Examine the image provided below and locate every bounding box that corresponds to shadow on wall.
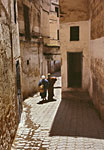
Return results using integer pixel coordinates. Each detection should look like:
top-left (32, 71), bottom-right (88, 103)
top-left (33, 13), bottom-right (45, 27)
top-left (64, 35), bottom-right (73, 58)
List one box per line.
top-left (49, 91), bottom-right (104, 139)
top-left (50, 60), bottom-right (61, 74)
top-left (54, 60), bottom-right (61, 72)
top-left (23, 88), bottom-right (38, 100)
top-left (51, 71), bottom-right (61, 77)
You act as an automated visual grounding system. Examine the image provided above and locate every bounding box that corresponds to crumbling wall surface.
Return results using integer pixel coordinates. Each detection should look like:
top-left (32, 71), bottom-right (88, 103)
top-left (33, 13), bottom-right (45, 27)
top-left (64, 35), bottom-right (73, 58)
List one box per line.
top-left (89, 38), bottom-right (104, 120)
top-left (59, 0), bottom-right (89, 23)
top-left (0, 0), bottom-right (20, 149)
top-left (89, 0), bottom-right (104, 39)
top-left (91, 57), bottom-right (104, 107)
top-left (20, 42), bottom-right (40, 99)
top-left (17, 0), bottom-right (51, 98)
top-left (17, 0), bottom-right (41, 98)
top-left (41, 0), bottom-right (50, 45)
top-left (89, 0), bottom-right (104, 119)
top-left (59, 0), bottom-right (90, 91)
top-left (0, 22), bottom-right (18, 150)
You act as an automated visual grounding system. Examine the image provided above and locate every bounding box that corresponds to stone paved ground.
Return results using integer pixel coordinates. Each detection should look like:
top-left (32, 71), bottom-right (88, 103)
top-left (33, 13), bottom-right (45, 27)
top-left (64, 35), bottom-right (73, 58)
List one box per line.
top-left (12, 74), bottom-right (104, 150)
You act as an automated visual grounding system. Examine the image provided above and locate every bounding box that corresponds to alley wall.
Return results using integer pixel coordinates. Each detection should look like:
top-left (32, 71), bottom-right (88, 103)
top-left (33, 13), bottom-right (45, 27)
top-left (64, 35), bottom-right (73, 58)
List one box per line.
top-left (89, 0), bottom-right (104, 120)
top-left (44, 0), bottom-right (61, 74)
top-left (60, 0), bottom-right (104, 120)
top-left (17, 0), bottom-right (50, 98)
top-left (0, 0), bottom-right (21, 149)
top-left (60, 0), bottom-right (90, 91)
top-left (60, 0), bottom-right (89, 23)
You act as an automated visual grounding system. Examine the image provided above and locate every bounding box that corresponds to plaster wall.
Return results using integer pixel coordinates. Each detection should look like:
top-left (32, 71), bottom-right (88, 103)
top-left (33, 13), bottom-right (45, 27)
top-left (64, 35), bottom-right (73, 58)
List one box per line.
top-left (60, 21), bottom-right (90, 91)
top-left (20, 42), bottom-right (40, 99)
top-left (88, 0), bottom-right (104, 120)
top-left (89, 37), bottom-right (104, 119)
top-left (41, 0), bottom-right (50, 39)
top-left (49, 0), bottom-right (59, 46)
top-left (59, 0), bottom-right (89, 23)
top-left (49, 12), bottom-right (60, 46)
top-left (17, 0), bottom-right (43, 98)
top-left (0, 0), bottom-right (21, 149)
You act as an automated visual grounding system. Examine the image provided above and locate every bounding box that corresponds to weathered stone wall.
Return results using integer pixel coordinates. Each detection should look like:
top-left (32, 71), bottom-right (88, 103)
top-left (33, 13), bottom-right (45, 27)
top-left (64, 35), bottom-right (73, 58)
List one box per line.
top-left (88, 0), bottom-right (104, 119)
top-left (49, 12), bottom-right (58, 45)
top-left (59, 0), bottom-right (104, 121)
top-left (41, 0), bottom-right (51, 76)
top-left (89, 37), bottom-right (104, 120)
top-left (20, 42), bottom-right (40, 98)
top-left (44, 0), bottom-right (61, 74)
top-left (44, 45), bottom-right (60, 74)
top-left (60, 0), bottom-right (90, 91)
top-left (89, 0), bottom-right (104, 39)
top-left (0, 23), bottom-right (18, 150)
top-left (60, 21), bottom-right (90, 91)
top-left (41, 0), bottom-right (50, 39)
top-left (17, 0), bottom-right (40, 98)
top-left (60, 0), bottom-right (104, 120)
top-left (59, 0), bottom-right (89, 23)
top-left (0, 0), bottom-right (20, 149)
top-left (49, 0), bottom-right (60, 46)
top-left (17, 0), bottom-right (51, 98)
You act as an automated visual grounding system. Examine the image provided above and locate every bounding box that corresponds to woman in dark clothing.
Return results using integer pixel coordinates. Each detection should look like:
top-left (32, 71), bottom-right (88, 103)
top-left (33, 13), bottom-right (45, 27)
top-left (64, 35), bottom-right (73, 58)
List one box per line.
top-left (47, 73), bottom-right (57, 101)
top-left (38, 75), bottom-right (49, 101)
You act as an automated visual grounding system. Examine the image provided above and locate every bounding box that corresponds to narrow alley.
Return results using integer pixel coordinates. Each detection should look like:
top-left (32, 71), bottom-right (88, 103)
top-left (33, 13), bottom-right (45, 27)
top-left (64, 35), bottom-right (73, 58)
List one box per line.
top-left (12, 74), bottom-right (104, 150)
top-left (0, 0), bottom-right (104, 149)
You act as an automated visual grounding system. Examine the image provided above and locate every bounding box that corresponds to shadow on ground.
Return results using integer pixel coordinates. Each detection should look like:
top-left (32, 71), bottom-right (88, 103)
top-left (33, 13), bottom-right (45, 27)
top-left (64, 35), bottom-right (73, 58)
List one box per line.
top-left (49, 91), bottom-right (104, 139)
top-left (37, 99), bottom-right (57, 104)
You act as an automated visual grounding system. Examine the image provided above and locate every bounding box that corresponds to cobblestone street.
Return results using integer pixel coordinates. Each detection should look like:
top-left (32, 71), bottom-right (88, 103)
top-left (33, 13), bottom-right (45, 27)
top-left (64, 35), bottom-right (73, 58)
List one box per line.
top-left (12, 75), bottom-right (104, 150)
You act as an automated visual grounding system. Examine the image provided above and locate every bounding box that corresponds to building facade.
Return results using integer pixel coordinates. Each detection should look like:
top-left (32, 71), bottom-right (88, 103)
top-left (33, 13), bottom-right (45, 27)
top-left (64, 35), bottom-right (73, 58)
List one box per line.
top-left (17, 0), bottom-right (50, 99)
top-left (44, 0), bottom-right (61, 74)
top-left (60, 0), bottom-right (104, 119)
top-left (60, 0), bottom-right (90, 91)
top-left (0, 0), bottom-right (22, 149)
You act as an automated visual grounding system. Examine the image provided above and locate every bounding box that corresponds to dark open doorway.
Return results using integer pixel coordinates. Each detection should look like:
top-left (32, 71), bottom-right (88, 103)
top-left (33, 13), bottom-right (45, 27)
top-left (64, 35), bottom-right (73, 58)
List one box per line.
top-left (67, 52), bottom-right (82, 88)
top-left (16, 60), bottom-right (22, 121)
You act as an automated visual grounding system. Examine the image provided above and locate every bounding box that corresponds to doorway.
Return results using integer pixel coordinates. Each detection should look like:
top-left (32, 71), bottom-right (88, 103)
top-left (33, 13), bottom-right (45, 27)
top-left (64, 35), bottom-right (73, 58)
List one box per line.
top-left (16, 60), bottom-right (22, 121)
top-left (67, 52), bottom-right (82, 88)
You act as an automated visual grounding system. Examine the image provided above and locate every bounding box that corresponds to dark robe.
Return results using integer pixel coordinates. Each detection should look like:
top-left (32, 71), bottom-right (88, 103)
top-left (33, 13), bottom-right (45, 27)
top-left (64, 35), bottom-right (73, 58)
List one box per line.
top-left (48, 77), bottom-right (57, 100)
top-left (38, 79), bottom-right (49, 99)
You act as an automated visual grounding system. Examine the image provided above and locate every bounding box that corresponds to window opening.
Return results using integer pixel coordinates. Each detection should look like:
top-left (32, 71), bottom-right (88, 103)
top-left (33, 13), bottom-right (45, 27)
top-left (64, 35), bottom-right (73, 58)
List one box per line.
top-left (57, 30), bottom-right (59, 40)
top-left (23, 5), bottom-right (31, 40)
top-left (14, 0), bottom-right (16, 23)
top-left (55, 7), bottom-right (59, 17)
top-left (27, 60), bottom-right (29, 65)
top-left (70, 26), bottom-right (79, 41)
